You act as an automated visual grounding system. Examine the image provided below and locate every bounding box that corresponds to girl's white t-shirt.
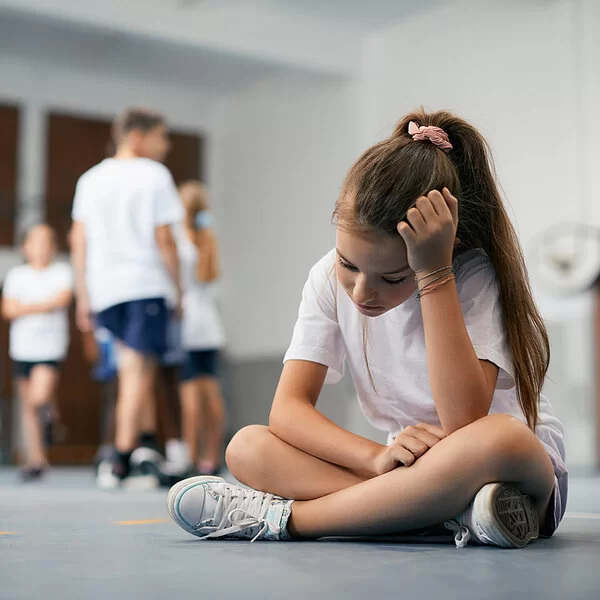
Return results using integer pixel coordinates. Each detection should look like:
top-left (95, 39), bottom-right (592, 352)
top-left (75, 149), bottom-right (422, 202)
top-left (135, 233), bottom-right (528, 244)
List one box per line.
top-left (71, 158), bottom-right (184, 312)
top-left (3, 262), bottom-right (72, 361)
top-left (283, 248), bottom-right (566, 463)
top-left (174, 224), bottom-right (226, 351)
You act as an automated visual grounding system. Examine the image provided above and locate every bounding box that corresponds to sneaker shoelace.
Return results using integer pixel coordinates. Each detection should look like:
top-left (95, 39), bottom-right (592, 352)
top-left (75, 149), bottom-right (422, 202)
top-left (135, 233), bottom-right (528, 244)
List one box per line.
top-left (201, 485), bottom-right (281, 543)
top-left (443, 504), bottom-right (494, 548)
top-left (443, 520), bottom-right (472, 548)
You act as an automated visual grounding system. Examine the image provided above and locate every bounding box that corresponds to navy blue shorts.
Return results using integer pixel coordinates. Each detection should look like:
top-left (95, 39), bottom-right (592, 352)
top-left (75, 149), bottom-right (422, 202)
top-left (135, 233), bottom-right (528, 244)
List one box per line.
top-left (13, 360), bottom-right (60, 379)
top-left (181, 349), bottom-right (220, 382)
top-left (96, 298), bottom-right (168, 357)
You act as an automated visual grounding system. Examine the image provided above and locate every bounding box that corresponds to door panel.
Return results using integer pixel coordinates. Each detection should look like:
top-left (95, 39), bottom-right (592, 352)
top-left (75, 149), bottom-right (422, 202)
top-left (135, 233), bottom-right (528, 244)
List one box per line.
top-left (0, 104), bottom-right (19, 464)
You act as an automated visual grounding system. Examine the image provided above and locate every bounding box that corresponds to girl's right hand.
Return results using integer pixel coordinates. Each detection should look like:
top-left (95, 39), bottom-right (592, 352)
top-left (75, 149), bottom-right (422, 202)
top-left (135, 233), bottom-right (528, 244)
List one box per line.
top-left (371, 423), bottom-right (447, 475)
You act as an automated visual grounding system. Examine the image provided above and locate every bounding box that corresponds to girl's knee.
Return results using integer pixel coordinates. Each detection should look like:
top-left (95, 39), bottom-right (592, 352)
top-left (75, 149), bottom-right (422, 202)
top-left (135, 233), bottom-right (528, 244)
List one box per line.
top-left (225, 425), bottom-right (271, 474)
top-left (470, 414), bottom-right (547, 470)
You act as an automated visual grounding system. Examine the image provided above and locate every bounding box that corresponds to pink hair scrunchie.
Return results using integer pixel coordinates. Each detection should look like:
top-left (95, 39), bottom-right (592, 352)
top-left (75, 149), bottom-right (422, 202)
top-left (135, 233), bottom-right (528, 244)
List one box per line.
top-left (408, 121), bottom-right (453, 152)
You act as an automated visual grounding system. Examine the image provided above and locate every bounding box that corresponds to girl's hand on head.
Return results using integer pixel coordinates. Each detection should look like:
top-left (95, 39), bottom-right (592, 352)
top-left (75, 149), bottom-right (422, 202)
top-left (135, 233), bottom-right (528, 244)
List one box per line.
top-left (396, 188), bottom-right (458, 276)
top-left (372, 423), bottom-right (446, 476)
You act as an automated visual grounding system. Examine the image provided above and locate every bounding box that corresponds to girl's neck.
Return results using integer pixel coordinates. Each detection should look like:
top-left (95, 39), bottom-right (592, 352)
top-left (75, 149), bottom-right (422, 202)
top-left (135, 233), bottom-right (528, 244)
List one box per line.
top-left (28, 260), bottom-right (51, 271)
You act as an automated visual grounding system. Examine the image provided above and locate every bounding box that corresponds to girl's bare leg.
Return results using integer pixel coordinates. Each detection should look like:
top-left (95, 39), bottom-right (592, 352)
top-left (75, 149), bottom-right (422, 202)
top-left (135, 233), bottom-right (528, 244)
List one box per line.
top-left (19, 378), bottom-right (46, 467)
top-left (227, 414), bottom-right (555, 538)
top-left (28, 365), bottom-right (60, 410)
top-left (180, 380), bottom-right (201, 463)
top-left (226, 425), bottom-right (368, 500)
top-left (198, 377), bottom-right (225, 467)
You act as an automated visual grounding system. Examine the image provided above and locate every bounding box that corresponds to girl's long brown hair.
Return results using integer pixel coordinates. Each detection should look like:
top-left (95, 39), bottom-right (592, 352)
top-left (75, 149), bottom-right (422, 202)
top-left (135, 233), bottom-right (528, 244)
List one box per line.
top-left (179, 181), bottom-right (219, 283)
top-left (334, 108), bottom-right (549, 429)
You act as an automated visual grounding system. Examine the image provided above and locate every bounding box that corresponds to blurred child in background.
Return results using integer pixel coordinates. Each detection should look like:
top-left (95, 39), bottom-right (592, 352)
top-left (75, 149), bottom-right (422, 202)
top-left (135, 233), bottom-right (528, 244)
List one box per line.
top-left (70, 107), bottom-right (183, 489)
top-left (2, 224), bottom-right (72, 480)
top-left (177, 181), bottom-right (226, 476)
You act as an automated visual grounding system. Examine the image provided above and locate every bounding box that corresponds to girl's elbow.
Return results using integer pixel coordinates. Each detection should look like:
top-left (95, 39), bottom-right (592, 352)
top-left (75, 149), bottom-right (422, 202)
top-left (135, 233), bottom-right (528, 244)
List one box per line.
top-left (442, 406), bottom-right (494, 435)
top-left (268, 406), bottom-right (284, 434)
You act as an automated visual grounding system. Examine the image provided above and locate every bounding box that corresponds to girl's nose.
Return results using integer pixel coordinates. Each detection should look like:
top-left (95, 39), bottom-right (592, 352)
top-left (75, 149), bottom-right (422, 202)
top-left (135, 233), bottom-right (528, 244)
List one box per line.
top-left (353, 275), bottom-right (377, 305)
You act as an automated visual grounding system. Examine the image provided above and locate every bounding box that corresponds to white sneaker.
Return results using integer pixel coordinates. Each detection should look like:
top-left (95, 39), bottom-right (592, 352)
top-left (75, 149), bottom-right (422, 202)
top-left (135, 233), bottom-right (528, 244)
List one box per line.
top-left (130, 446), bottom-right (165, 470)
top-left (167, 476), bottom-right (294, 542)
top-left (444, 483), bottom-right (539, 548)
top-left (165, 439), bottom-right (191, 474)
top-left (96, 460), bottom-right (121, 490)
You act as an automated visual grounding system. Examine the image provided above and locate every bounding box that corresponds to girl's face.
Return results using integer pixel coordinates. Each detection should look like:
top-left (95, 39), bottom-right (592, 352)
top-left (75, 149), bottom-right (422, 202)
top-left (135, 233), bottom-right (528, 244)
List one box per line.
top-left (23, 225), bottom-right (56, 268)
top-left (335, 227), bottom-right (417, 317)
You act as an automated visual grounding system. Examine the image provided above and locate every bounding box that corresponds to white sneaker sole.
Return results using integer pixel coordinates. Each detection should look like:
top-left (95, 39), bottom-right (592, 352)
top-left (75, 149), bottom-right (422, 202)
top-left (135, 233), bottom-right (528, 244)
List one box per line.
top-left (476, 483), bottom-right (539, 548)
top-left (166, 476), bottom-right (225, 537)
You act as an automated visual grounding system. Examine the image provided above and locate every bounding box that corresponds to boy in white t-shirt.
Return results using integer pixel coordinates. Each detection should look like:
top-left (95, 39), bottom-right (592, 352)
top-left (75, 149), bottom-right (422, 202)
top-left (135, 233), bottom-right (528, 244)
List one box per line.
top-left (2, 225), bottom-right (73, 481)
top-left (70, 107), bottom-right (184, 487)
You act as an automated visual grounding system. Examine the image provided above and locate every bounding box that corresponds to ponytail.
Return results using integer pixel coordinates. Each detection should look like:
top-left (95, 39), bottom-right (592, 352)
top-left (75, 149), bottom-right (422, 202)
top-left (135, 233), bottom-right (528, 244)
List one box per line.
top-left (179, 180), bottom-right (220, 283)
top-left (438, 112), bottom-right (548, 429)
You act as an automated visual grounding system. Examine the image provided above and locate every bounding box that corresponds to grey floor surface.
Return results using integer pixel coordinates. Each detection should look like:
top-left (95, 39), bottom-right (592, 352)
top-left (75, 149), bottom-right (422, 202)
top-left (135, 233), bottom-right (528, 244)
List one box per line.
top-left (1, 468), bottom-right (599, 600)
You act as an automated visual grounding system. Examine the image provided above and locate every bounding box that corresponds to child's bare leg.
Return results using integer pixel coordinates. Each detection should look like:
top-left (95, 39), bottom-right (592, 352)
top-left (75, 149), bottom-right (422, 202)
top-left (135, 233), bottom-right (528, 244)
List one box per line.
top-left (180, 380), bottom-right (201, 462)
top-left (19, 379), bottom-right (46, 466)
top-left (156, 365), bottom-right (181, 441)
top-left (28, 365), bottom-right (60, 411)
top-left (114, 345), bottom-right (156, 452)
top-left (138, 389), bottom-right (157, 436)
top-left (199, 377), bottom-right (225, 467)
top-left (226, 425), bottom-right (368, 500)
top-left (287, 414), bottom-right (555, 539)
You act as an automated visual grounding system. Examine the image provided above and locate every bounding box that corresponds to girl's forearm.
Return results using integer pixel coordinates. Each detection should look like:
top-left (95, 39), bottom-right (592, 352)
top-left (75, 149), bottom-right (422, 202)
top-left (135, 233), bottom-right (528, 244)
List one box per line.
top-left (269, 396), bottom-right (383, 475)
top-left (4, 300), bottom-right (54, 319)
top-left (420, 281), bottom-right (493, 433)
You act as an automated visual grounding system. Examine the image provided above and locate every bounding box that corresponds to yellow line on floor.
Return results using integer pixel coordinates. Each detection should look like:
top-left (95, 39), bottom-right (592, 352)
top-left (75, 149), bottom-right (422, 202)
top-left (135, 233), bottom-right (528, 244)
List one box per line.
top-left (114, 519), bottom-right (169, 526)
top-left (564, 512), bottom-right (600, 520)
top-left (0, 532), bottom-right (15, 535)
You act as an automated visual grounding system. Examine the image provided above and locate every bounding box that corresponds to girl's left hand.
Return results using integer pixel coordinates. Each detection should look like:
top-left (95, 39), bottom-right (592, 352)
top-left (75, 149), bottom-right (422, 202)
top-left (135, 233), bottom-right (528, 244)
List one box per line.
top-left (396, 188), bottom-right (458, 276)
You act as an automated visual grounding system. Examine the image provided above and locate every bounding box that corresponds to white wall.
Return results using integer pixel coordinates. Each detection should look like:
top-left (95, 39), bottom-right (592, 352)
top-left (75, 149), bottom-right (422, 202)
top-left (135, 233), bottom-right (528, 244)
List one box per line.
top-left (0, 53), bottom-right (226, 240)
top-left (0, 18), bottom-right (358, 362)
top-left (219, 72), bottom-right (355, 359)
top-left (357, 0), bottom-right (600, 468)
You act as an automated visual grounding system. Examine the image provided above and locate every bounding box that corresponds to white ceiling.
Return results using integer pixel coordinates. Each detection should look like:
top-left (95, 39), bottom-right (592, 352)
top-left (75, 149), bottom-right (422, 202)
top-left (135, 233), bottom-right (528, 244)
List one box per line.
top-left (0, 6), bottom-right (297, 94)
top-left (0, 0), bottom-right (442, 75)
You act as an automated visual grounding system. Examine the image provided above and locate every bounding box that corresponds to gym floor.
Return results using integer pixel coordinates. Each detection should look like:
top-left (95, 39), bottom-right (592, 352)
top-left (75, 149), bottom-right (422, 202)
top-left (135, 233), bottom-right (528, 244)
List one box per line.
top-left (1, 469), bottom-right (599, 600)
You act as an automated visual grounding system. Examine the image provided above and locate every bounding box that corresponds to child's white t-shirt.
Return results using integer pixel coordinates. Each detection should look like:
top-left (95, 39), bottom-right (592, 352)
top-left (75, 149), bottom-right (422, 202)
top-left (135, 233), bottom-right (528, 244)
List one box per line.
top-left (283, 248), bottom-right (566, 462)
top-left (173, 224), bottom-right (226, 351)
top-left (3, 262), bottom-right (72, 361)
top-left (71, 158), bottom-right (184, 312)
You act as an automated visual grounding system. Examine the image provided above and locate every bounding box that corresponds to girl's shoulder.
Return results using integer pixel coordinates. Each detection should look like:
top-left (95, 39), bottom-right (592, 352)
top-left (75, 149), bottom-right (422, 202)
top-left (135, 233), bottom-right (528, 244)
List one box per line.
top-left (307, 249), bottom-right (337, 288)
top-left (453, 247), bottom-right (499, 302)
top-left (454, 247), bottom-right (495, 280)
top-left (5, 263), bottom-right (30, 279)
top-left (3, 263), bottom-right (30, 293)
top-left (301, 249), bottom-right (339, 315)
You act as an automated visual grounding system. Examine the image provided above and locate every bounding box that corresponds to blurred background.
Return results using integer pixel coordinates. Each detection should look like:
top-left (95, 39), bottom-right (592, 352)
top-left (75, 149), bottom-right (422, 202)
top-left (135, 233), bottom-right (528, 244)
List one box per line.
top-left (0, 0), bottom-right (598, 473)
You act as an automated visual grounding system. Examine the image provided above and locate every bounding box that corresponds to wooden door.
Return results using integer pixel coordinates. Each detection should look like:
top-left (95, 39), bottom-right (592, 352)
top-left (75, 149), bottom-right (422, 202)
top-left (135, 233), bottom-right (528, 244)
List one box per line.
top-left (0, 105), bottom-right (18, 246)
top-left (0, 104), bottom-right (19, 464)
top-left (45, 114), bottom-right (112, 463)
top-left (44, 112), bottom-right (203, 464)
